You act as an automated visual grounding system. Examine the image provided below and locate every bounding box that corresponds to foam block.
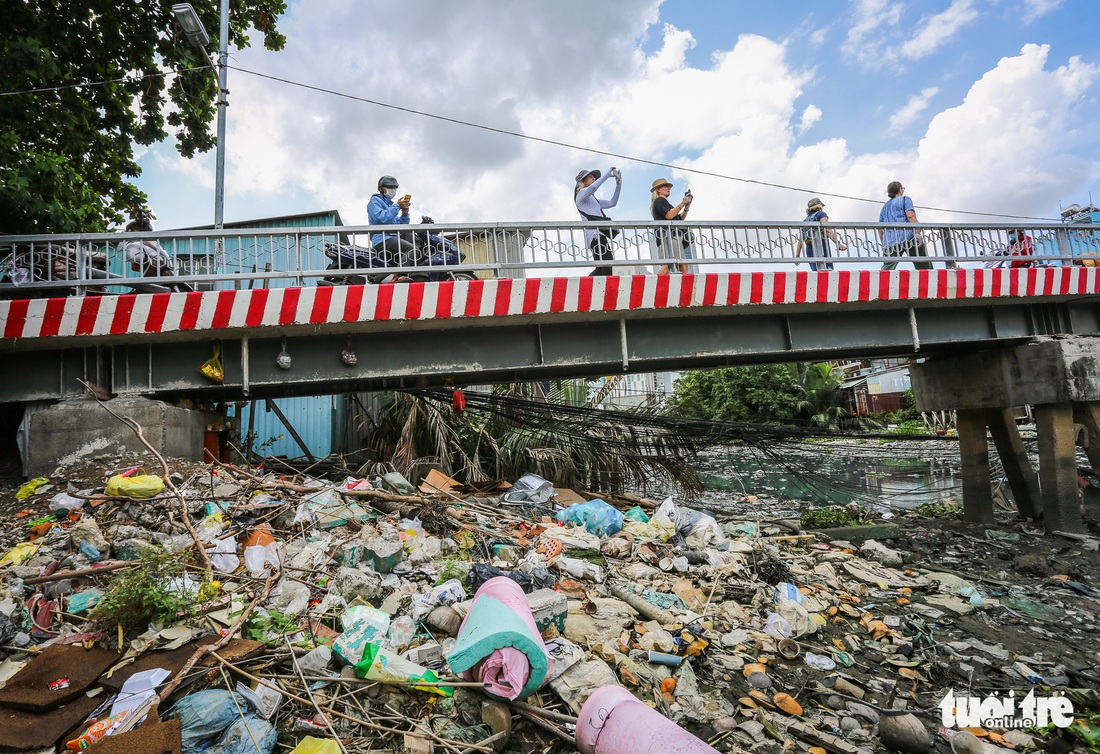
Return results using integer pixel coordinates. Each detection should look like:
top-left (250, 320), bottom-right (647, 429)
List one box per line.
top-left (446, 576), bottom-right (552, 700)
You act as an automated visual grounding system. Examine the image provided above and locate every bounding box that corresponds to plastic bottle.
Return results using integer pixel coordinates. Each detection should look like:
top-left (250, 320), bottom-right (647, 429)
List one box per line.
top-left (66, 712), bottom-right (126, 751)
top-left (297, 645), bottom-right (332, 673)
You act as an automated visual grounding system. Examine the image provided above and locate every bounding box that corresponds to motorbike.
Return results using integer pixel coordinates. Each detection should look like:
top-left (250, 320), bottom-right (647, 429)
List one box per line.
top-left (320, 216), bottom-right (475, 286)
top-left (1, 243), bottom-right (111, 297)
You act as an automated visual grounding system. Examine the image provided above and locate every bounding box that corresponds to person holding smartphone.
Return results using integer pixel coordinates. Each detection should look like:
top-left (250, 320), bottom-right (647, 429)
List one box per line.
top-left (649, 178), bottom-right (693, 274)
top-left (368, 174), bottom-right (416, 270)
top-left (575, 167), bottom-right (622, 276)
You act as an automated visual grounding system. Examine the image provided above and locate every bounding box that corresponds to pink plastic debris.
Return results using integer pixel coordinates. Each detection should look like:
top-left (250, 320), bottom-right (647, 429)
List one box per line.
top-left (576, 686), bottom-right (720, 754)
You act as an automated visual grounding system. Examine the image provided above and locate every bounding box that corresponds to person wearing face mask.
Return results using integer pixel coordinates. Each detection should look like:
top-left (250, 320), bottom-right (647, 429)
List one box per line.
top-left (368, 174), bottom-right (416, 268)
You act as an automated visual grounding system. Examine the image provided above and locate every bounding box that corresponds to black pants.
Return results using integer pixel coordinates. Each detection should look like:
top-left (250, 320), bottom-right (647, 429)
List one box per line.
top-left (589, 235), bottom-right (614, 276)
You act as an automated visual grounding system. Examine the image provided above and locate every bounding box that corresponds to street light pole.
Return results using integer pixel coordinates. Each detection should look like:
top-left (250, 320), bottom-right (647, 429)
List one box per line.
top-left (170, 2), bottom-right (228, 229)
top-left (213, 0), bottom-right (228, 230)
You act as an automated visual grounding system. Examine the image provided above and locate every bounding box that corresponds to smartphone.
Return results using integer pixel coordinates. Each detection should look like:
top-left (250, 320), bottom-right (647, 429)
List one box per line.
top-left (685, 190), bottom-right (692, 197)
top-left (403, 194), bottom-right (411, 202)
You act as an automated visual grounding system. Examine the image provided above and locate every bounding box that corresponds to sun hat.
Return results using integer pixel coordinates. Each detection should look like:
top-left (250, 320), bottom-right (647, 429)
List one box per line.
top-left (807, 197), bottom-right (824, 210)
top-left (575, 169), bottom-right (601, 183)
top-left (651, 178), bottom-right (673, 192)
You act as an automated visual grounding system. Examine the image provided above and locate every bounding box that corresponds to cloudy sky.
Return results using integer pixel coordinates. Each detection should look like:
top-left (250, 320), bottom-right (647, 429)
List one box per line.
top-left (136, 0), bottom-right (1100, 231)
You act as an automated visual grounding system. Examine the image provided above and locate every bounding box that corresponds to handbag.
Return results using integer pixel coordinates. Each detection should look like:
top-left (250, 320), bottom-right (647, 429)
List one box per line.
top-left (577, 208), bottom-right (620, 241)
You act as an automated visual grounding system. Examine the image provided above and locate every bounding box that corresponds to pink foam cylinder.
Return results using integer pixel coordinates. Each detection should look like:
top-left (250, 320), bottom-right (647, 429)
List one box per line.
top-left (576, 686), bottom-right (720, 754)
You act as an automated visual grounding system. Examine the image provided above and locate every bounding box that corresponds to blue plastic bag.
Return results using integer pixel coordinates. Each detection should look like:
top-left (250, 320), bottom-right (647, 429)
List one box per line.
top-left (555, 499), bottom-right (624, 537)
top-left (172, 689), bottom-right (276, 753)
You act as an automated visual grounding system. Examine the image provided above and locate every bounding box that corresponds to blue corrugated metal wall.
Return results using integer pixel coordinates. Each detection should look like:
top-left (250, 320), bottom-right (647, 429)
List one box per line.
top-left (240, 395), bottom-right (345, 459)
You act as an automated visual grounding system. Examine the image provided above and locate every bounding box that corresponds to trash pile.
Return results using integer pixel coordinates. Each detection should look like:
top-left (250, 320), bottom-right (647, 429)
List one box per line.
top-left (1, 458), bottom-right (1099, 754)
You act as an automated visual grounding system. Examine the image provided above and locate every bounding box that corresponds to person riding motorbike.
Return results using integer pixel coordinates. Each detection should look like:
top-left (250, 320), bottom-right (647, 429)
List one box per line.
top-left (367, 175), bottom-right (416, 271)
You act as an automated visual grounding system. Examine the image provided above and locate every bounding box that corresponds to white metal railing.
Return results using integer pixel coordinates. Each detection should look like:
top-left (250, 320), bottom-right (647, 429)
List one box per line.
top-left (1, 220), bottom-right (1098, 297)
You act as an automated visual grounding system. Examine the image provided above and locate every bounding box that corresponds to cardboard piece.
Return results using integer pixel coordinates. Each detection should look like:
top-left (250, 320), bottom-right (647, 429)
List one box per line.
top-left (418, 469), bottom-right (462, 495)
top-left (0, 693), bottom-right (101, 750)
top-left (0, 644), bottom-right (120, 711)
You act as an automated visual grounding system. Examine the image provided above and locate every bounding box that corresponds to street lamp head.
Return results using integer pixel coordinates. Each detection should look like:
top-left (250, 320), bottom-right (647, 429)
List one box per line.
top-left (171, 3), bottom-right (211, 48)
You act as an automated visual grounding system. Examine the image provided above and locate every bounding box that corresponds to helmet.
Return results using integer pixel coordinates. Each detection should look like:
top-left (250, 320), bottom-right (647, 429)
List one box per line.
top-left (377, 175), bottom-right (399, 192)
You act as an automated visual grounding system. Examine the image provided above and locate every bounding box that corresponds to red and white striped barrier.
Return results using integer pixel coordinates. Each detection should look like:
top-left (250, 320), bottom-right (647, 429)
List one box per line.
top-left (2, 268), bottom-right (1097, 341)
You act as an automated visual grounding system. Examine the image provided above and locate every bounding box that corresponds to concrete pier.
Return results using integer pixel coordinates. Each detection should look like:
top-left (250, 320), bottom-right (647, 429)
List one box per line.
top-left (911, 336), bottom-right (1100, 533)
top-left (24, 397), bottom-right (204, 478)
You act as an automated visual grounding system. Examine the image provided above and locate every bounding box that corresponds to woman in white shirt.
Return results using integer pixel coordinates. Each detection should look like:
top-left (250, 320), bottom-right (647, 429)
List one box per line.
top-left (574, 167), bottom-right (622, 276)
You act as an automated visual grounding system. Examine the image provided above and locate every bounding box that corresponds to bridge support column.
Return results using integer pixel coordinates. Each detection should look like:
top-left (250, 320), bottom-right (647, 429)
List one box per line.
top-left (956, 409), bottom-right (995, 525)
top-left (1073, 401), bottom-right (1100, 475)
top-left (911, 336), bottom-right (1100, 533)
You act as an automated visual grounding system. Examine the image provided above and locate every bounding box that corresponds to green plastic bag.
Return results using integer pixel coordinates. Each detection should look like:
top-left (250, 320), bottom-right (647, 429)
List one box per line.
top-left (623, 505), bottom-right (650, 523)
top-left (105, 474), bottom-right (165, 499)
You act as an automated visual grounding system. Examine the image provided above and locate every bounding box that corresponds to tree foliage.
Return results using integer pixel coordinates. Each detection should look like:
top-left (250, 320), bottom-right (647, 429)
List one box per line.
top-left (669, 364), bottom-right (803, 425)
top-left (1, 0), bottom-right (287, 233)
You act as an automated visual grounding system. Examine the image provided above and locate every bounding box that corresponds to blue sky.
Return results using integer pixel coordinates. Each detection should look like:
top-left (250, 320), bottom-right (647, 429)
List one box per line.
top-left (135, 0), bottom-right (1100, 231)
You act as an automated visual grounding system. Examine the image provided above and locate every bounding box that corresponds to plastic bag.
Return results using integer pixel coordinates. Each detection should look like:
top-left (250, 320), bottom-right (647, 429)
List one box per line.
top-left (502, 473), bottom-right (556, 504)
top-left (200, 344), bottom-right (224, 383)
top-left (15, 477), bottom-right (50, 500)
top-left (270, 578), bottom-right (310, 616)
top-left (410, 579), bottom-right (467, 620)
top-left (48, 492), bottom-right (86, 513)
top-left (654, 497), bottom-right (725, 549)
top-left (290, 737), bottom-right (342, 754)
top-left (210, 536), bottom-right (240, 573)
top-left (763, 612), bottom-right (793, 639)
top-left (387, 615), bottom-right (416, 649)
top-left (556, 556), bottom-right (605, 583)
top-left (555, 499), bottom-right (624, 537)
top-left (354, 642), bottom-right (451, 696)
top-left (623, 506), bottom-right (650, 523)
top-left (244, 542), bottom-right (282, 578)
top-left (105, 473), bottom-right (165, 499)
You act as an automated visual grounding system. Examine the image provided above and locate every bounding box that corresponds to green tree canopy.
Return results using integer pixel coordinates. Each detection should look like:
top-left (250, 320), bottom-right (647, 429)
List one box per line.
top-left (1, 0), bottom-right (286, 234)
top-left (669, 364), bottom-right (803, 425)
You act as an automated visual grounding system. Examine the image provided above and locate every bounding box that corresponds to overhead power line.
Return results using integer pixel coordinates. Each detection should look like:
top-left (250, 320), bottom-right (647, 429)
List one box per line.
top-left (228, 65), bottom-right (1061, 222)
top-left (1, 63), bottom-right (1064, 222)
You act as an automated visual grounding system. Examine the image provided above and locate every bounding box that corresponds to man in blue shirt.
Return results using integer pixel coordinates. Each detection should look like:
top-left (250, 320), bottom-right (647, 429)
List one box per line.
top-left (368, 175), bottom-right (416, 267)
top-left (878, 181), bottom-right (933, 270)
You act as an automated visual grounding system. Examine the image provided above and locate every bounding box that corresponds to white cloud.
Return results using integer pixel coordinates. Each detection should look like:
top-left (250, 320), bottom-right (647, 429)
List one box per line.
top-left (1021, 0), bottom-right (1061, 23)
top-left (900, 0), bottom-right (980, 60)
top-left (798, 105), bottom-right (823, 134)
top-left (145, 4), bottom-right (1100, 233)
top-left (844, 0), bottom-right (904, 67)
top-left (889, 87), bottom-right (940, 129)
top-left (913, 44), bottom-right (1100, 220)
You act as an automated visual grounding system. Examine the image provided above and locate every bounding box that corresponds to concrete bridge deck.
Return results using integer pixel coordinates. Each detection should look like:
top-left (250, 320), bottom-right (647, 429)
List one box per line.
top-left (1, 267), bottom-right (1098, 402)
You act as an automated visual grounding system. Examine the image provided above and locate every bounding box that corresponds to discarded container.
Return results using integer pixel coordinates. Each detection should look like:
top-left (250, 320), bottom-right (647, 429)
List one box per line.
top-left (447, 576), bottom-right (553, 700)
top-left (647, 651), bottom-right (683, 668)
top-left (778, 639), bottom-right (800, 660)
top-left (576, 685), bottom-right (720, 754)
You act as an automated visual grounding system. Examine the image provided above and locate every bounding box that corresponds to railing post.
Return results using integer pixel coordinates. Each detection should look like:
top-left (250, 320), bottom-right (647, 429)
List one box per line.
top-left (938, 227), bottom-right (957, 269)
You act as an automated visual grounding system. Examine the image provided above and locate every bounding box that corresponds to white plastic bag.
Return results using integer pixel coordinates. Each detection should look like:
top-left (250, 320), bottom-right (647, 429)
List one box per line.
top-left (210, 536), bottom-right (240, 573)
top-left (244, 542), bottom-right (282, 578)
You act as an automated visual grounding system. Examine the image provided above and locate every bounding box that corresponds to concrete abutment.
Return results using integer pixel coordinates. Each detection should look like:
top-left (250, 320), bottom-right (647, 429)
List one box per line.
top-left (24, 397), bottom-right (204, 479)
top-left (911, 336), bottom-right (1100, 533)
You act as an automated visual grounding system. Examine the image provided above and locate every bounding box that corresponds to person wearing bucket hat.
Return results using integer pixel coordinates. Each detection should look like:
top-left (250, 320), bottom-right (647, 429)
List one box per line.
top-left (794, 197), bottom-right (846, 271)
top-left (574, 167), bottom-right (622, 275)
top-left (649, 177), bottom-right (694, 274)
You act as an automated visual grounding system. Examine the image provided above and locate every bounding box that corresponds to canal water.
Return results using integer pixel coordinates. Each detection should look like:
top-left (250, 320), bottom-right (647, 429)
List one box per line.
top-left (693, 439), bottom-right (964, 517)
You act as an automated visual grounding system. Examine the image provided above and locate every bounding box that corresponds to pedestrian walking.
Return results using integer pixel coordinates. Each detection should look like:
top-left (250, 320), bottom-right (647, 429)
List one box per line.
top-left (878, 181), bottom-right (933, 270)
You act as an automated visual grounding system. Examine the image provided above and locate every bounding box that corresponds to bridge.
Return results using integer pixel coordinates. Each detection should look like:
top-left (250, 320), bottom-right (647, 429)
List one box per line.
top-left (3, 219), bottom-right (1099, 533)
top-left (2, 219), bottom-right (1099, 403)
